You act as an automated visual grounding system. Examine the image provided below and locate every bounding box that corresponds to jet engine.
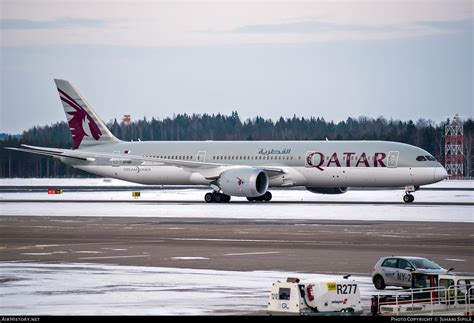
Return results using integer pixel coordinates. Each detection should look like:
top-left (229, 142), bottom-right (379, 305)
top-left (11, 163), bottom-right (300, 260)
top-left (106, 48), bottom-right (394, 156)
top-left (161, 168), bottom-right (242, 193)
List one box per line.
top-left (218, 168), bottom-right (269, 197)
top-left (306, 187), bottom-right (349, 194)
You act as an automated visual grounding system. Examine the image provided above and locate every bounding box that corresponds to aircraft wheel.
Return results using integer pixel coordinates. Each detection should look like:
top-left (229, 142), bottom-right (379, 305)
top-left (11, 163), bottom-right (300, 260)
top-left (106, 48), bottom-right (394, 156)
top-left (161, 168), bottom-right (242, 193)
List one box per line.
top-left (222, 194), bottom-right (231, 203)
top-left (262, 191), bottom-right (272, 201)
top-left (403, 194), bottom-right (413, 203)
top-left (204, 193), bottom-right (214, 203)
top-left (247, 197), bottom-right (255, 202)
top-left (214, 193), bottom-right (223, 203)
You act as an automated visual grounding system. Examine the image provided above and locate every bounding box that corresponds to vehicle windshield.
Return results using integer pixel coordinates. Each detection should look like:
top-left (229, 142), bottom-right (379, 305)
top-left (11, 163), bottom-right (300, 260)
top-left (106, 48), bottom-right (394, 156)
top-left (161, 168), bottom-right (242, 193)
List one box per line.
top-left (410, 258), bottom-right (443, 270)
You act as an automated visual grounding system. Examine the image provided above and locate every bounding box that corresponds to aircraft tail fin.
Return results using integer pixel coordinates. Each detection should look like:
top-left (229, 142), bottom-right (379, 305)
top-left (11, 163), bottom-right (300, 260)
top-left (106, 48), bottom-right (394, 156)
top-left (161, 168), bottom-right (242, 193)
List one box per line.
top-left (54, 79), bottom-right (120, 149)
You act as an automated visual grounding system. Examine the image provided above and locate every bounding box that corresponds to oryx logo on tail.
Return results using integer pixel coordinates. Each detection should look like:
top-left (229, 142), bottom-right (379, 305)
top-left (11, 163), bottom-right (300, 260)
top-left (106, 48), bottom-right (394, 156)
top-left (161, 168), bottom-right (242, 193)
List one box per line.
top-left (54, 79), bottom-right (120, 149)
top-left (58, 88), bottom-right (102, 148)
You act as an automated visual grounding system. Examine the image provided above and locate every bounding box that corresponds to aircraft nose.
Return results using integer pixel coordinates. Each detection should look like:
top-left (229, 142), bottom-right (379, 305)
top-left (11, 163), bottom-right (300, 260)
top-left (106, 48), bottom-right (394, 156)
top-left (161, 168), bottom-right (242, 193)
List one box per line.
top-left (434, 166), bottom-right (448, 182)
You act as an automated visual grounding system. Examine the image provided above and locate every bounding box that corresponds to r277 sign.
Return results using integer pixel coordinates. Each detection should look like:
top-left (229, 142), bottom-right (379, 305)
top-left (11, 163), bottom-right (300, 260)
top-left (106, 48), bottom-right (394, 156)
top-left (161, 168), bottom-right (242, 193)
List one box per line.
top-left (336, 284), bottom-right (357, 295)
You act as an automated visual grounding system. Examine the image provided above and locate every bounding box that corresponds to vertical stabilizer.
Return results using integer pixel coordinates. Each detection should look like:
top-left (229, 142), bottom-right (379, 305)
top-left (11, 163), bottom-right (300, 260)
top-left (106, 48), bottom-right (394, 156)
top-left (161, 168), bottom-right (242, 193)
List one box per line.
top-left (54, 79), bottom-right (120, 149)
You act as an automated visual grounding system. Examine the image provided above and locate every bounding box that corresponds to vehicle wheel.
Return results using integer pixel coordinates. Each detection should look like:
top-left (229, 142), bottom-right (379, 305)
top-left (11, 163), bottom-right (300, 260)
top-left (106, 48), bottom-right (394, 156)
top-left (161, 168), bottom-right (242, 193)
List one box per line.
top-left (222, 194), bottom-right (231, 203)
top-left (373, 275), bottom-right (386, 290)
top-left (409, 195), bottom-right (415, 203)
top-left (204, 193), bottom-right (214, 203)
top-left (247, 197), bottom-right (255, 202)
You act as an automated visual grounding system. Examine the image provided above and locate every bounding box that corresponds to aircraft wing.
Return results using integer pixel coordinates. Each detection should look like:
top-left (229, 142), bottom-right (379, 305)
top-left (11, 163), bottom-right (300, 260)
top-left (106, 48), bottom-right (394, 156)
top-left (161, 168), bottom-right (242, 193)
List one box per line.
top-left (6, 144), bottom-right (286, 177)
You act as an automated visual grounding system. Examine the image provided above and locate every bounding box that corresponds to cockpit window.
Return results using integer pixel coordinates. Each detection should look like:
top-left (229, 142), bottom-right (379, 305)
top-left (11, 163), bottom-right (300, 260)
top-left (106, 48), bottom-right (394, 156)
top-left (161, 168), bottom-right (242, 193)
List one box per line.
top-left (416, 156), bottom-right (427, 161)
top-left (425, 155), bottom-right (437, 161)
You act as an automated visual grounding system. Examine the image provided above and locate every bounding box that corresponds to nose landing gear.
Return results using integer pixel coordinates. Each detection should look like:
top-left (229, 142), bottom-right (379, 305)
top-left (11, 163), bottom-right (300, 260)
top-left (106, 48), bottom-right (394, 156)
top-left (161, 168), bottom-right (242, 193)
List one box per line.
top-left (403, 193), bottom-right (415, 203)
top-left (403, 185), bottom-right (418, 203)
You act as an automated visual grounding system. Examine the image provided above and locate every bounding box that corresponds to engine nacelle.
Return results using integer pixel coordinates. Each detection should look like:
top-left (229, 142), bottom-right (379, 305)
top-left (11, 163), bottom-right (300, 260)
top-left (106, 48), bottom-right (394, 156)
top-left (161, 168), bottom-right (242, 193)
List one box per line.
top-left (306, 187), bottom-right (349, 194)
top-left (218, 168), bottom-right (269, 197)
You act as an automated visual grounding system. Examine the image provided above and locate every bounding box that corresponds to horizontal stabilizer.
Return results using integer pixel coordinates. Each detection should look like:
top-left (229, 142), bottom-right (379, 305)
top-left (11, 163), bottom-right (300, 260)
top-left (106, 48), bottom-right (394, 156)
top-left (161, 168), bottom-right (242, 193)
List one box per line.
top-left (5, 146), bottom-right (92, 161)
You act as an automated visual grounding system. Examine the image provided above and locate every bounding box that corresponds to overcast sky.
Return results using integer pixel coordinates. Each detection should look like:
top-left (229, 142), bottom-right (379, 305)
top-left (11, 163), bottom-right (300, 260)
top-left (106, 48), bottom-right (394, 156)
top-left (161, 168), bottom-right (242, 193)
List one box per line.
top-left (1, 0), bottom-right (473, 134)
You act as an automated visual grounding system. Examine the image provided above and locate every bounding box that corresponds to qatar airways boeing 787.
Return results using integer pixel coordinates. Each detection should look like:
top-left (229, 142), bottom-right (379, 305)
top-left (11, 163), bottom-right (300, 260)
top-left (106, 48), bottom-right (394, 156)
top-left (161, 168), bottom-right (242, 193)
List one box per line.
top-left (8, 79), bottom-right (448, 203)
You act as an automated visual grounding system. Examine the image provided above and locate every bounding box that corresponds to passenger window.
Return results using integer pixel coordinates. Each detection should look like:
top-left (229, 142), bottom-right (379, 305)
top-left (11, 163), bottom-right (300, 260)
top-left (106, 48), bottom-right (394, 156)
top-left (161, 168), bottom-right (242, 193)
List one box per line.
top-left (382, 258), bottom-right (398, 268)
top-left (439, 279), bottom-right (455, 303)
top-left (398, 259), bottom-right (413, 270)
top-left (458, 280), bottom-right (468, 304)
top-left (412, 274), bottom-right (432, 289)
top-left (279, 287), bottom-right (291, 300)
top-left (416, 156), bottom-right (427, 161)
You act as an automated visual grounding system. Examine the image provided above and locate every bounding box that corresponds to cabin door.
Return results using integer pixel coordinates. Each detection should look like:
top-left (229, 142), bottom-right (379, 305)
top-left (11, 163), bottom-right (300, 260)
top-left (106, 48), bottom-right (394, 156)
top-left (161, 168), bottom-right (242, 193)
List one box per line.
top-left (387, 151), bottom-right (399, 168)
top-left (197, 151), bottom-right (206, 162)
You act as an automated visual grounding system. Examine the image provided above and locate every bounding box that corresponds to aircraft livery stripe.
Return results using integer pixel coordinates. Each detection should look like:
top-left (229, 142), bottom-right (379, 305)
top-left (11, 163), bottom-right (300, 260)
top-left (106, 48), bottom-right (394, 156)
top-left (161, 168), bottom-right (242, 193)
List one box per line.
top-left (58, 88), bottom-right (83, 111)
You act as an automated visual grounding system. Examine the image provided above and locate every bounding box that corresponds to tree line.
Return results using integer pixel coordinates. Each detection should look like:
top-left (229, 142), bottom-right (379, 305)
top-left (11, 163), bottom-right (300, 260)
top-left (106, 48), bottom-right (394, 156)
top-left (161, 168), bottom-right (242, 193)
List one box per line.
top-left (1, 112), bottom-right (473, 178)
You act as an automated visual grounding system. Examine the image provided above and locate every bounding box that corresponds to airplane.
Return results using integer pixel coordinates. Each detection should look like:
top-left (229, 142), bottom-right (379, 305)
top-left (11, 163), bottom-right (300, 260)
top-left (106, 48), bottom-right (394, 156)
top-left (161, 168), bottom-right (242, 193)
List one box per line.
top-left (7, 79), bottom-right (448, 203)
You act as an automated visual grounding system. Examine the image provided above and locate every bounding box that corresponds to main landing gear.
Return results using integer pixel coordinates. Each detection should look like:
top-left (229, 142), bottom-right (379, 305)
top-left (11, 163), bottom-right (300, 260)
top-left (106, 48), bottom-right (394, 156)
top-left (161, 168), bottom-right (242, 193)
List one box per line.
top-left (247, 191), bottom-right (272, 202)
top-left (204, 192), bottom-right (231, 203)
top-left (204, 191), bottom-right (273, 203)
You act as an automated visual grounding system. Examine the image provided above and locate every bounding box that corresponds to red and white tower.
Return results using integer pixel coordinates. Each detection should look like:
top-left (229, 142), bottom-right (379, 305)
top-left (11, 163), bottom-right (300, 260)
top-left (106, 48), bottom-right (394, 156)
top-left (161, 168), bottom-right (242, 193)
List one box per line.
top-left (444, 115), bottom-right (464, 179)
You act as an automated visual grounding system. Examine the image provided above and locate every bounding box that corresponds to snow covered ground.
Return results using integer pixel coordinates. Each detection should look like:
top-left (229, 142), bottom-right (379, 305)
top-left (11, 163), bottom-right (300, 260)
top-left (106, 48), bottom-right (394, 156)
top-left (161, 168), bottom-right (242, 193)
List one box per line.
top-left (1, 177), bottom-right (473, 189)
top-left (0, 179), bottom-right (472, 222)
top-left (0, 198), bottom-right (472, 222)
top-left (0, 262), bottom-right (396, 315)
top-left (0, 179), bottom-right (472, 315)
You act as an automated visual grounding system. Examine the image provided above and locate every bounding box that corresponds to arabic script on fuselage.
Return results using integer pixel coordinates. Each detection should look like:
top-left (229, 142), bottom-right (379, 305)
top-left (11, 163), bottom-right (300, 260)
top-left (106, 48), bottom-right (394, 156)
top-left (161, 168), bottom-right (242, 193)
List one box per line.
top-left (258, 148), bottom-right (291, 155)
